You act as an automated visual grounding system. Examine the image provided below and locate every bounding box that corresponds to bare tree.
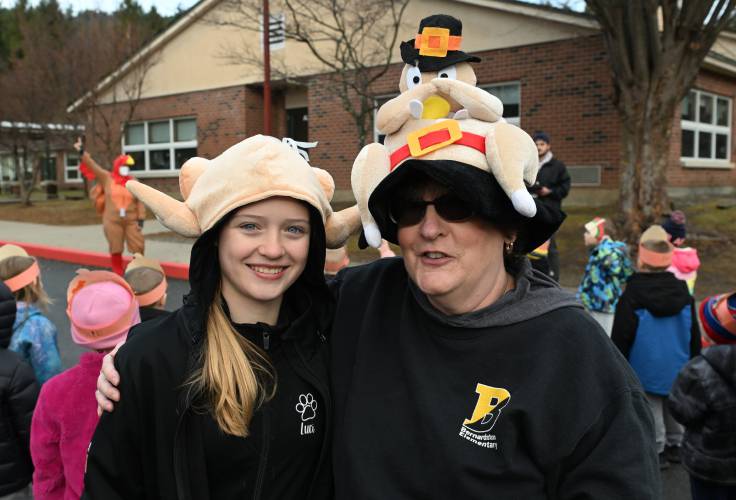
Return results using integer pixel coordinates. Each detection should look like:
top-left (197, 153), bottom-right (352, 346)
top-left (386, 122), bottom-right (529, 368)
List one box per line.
top-left (211, 0), bottom-right (410, 148)
top-left (585, 0), bottom-right (736, 241)
top-left (68, 13), bottom-right (159, 167)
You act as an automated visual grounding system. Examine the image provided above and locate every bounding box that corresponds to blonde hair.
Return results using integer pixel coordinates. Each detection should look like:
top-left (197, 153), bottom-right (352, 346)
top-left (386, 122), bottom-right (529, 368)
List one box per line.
top-left (186, 295), bottom-right (276, 437)
top-left (0, 256), bottom-right (51, 312)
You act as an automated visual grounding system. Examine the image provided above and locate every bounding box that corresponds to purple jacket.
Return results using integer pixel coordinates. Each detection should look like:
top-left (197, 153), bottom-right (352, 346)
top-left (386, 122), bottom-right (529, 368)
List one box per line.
top-left (31, 352), bottom-right (104, 500)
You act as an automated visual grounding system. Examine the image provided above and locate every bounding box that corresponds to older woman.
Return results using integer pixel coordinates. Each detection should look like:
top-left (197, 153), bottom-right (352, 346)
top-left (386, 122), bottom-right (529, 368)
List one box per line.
top-left (99, 157), bottom-right (659, 499)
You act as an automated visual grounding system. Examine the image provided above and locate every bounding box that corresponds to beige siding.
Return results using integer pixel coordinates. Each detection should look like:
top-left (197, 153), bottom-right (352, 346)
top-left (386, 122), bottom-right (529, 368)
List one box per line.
top-left (97, 0), bottom-right (598, 103)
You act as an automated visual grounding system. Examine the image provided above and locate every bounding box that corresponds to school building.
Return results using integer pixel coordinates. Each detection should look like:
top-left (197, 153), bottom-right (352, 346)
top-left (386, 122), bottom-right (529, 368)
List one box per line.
top-left (67, 0), bottom-right (736, 205)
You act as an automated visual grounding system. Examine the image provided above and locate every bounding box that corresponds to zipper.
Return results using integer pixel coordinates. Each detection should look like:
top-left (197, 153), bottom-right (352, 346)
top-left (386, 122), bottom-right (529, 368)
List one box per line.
top-left (252, 409), bottom-right (270, 500)
top-left (262, 329), bottom-right (271, 350)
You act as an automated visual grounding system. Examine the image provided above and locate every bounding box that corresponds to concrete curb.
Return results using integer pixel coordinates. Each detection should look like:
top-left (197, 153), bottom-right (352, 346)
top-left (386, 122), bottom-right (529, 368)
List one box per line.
top-left (0, 240), bottom-right (190, 280)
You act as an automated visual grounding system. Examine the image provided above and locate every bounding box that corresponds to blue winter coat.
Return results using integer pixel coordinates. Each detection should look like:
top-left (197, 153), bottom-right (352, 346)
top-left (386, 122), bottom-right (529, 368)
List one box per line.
top-left (9, 302), bottom-right (62, 385)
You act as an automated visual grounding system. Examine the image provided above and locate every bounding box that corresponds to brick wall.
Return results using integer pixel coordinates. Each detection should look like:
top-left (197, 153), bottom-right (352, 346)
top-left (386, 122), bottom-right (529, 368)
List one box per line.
top-left (308, 34), bottom-right (734, 193)
top-left (85, 35), bottom-right (735, 195)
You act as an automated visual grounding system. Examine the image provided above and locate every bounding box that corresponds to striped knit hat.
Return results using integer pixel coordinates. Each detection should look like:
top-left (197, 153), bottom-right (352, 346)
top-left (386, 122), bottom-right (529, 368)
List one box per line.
top-left (699, 292), bottom-right (736, 345)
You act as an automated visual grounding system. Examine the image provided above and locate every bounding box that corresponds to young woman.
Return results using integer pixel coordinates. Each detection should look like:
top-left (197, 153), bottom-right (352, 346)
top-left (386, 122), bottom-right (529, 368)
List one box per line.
top-left (83, 135), bottom-right (357, 500)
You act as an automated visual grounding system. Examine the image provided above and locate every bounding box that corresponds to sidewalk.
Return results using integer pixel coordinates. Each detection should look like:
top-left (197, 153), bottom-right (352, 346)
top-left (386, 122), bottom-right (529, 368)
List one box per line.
top-left (0, 220), bottom-right (192, 277)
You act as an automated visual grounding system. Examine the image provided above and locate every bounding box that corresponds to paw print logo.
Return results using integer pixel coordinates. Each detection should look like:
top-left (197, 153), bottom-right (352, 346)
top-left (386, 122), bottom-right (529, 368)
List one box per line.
top-left (295, 393), bottom-right (317, 422)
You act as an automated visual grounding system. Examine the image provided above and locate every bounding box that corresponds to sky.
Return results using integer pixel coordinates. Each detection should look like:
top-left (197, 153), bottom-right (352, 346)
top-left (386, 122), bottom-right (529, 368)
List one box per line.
top-left (0, 0), bottom-right (200, 16)
top-left (0, 0), bottom-right (586, 16)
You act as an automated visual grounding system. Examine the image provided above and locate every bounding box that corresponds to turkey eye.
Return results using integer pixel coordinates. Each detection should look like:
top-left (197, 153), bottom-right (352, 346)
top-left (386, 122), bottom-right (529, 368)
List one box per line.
top-left (406, 66), bottom-right (422, 90)
top-left (437, 65), bottom-right (457, 80)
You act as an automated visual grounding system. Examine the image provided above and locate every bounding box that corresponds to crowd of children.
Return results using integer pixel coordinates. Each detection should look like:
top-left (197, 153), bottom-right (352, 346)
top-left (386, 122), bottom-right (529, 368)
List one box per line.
top-left (0, 204), bottom-right (734, 498)
top-left (0, 247), bottom-right (168, 499)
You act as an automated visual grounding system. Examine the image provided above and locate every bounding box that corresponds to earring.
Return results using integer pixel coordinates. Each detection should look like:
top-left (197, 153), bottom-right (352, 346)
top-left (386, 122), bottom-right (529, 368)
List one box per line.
top-left (504, 241), bottom-right (515, 255)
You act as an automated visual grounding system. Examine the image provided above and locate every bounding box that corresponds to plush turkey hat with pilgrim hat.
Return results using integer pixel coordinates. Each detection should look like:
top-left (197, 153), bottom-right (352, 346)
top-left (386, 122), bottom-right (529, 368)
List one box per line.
top-left (351, 14), bottom-right (563, 252)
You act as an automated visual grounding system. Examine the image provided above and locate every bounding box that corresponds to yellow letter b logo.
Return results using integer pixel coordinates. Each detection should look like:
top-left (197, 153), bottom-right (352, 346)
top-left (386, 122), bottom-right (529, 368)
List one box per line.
top-left (462, 383), bottom-right (511, 433)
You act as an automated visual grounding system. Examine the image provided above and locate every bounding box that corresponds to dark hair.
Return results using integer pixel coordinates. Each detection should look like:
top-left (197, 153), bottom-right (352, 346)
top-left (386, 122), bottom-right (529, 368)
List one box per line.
top-left (532, 131), bottom-right (550, 144)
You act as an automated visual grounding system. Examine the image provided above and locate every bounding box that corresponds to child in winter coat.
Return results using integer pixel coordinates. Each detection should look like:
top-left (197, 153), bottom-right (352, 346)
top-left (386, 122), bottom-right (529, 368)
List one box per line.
top-left (662, 210), bottom-right (700, 295)
top-left (30, 270), bottom-right (140, 500)
top-left (0, 245), bottom-right (62, 385)
top-left (668, 291), bottom-right (736, 500)
top-left (123, 253), bottom-right (168, 322)
top-left (577, 217), bottom-right (633, 336)
top-left (0, 281), bottom-right (39, 500)
top-left (611, 225), bottom-right (701, 469)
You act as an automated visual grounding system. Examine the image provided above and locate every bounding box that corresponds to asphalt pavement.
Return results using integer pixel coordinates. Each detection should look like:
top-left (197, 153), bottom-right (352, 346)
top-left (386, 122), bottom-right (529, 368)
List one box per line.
top-left (38, 258), bottom-right (190, 370)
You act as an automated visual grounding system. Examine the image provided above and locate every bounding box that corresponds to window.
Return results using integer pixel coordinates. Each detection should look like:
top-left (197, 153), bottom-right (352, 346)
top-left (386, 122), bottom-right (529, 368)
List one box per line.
top-left (64, 153), bottom-right (81, 182)
top-left (122, 118), bottom-right (198, 172)
top-left (681, 89), bottom-right (731, 163)
top-left (481, 82), bottom-right (520, 126)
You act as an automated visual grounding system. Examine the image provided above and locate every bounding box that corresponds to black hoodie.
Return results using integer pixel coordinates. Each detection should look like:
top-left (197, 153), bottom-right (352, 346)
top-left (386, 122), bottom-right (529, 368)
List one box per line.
top-left (84, 207), bottom-right (334, 500)
top-left (668, 345), bottom-right (736, 484)
top-left (330, 258), bottom-right (659, 499)
top-left (0, 281), bottom-right (39, 496)
top-left (611, 272), bottom-right (700, 396)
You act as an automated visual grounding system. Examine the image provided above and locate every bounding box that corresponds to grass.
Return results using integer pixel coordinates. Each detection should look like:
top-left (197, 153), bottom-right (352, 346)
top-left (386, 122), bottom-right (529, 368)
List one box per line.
top-left (0, 195), bottom-right (156, 226)
top-left (557, 200), bottom-right (736, 301)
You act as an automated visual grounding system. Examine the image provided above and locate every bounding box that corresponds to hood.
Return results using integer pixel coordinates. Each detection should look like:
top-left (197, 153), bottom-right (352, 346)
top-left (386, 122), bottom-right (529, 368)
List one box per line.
top-left (186, 204), bottom-right (331, 334)
top-left (626, 272), bottom-right (692, 317)
top-left (409, 259), bottom-right (582, 328)
top-left (671, 247), bottom-right (700, 274)
top-left (702, 345), bottom-right (736, 388)
top-left (0, 281), bottom-right (16, 348)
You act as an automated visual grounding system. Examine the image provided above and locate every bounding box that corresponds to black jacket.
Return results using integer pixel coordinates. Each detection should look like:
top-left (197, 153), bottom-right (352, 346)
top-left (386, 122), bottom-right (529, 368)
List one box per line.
top-left (84, 293), bottom-right (333, 500)
top-left (0, 281), bottom-right (39, 496)
top-left (611, 272), bottom-right (700, 359)
top-left (330, 258), bottom-right (659, 500)
top-left (529, 156), bottom-right (570, 211)
top-left (668, 345), bottom-right (736, 484)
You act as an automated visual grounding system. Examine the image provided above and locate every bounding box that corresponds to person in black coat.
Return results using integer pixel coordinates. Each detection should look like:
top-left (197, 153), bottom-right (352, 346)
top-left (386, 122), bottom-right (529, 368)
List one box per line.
top-left (0, 280), bottom-right (39, 499)
top-left (528, 131), bottom-right (570, 282)
top-left (668, 291), bottom-right (736, 500)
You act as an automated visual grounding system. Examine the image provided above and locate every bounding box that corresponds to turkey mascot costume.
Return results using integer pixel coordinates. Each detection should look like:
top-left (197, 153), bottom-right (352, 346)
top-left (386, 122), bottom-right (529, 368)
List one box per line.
top-left (74, 140), bottom-right (146, 275)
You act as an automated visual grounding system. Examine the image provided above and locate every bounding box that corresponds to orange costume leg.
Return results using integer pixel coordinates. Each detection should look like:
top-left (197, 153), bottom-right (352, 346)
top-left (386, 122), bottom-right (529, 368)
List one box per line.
top-left (102, 218), bottom-right (125, 254)
top-left (103, 218), bottom-right (126, 275)
top-left (124, 220), bottom-right (145, 254)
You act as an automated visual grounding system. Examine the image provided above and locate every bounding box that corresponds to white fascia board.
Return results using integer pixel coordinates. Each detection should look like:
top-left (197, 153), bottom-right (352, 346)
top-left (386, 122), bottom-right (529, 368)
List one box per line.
top-left (452, 0), bottom-right (599, 30)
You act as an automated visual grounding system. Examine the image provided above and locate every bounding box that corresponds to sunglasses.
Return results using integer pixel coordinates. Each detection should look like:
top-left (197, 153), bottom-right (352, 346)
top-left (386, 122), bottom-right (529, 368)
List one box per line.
top-left (389, 193), bottom-right (475, 227)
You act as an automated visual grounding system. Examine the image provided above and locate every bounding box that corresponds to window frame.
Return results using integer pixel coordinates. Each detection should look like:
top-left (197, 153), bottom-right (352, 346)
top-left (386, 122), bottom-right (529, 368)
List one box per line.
top-left (681, 89), bottom-right (733, 169)
top-left (121, 117), bottom-right (198, 176)
top-left (479, 81), bottom-right (521, 127)
top-left (64, 152), bottom-right (82, 183)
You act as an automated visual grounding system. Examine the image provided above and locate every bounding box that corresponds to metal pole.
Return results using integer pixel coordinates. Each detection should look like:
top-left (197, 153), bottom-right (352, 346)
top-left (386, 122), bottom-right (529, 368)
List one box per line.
top-left (263, 0), bottom-right (271, 135)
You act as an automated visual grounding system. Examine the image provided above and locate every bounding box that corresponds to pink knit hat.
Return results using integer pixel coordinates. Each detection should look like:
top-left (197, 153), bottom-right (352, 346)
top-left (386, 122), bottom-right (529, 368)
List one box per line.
top-left (66, 269), bottom-right (141, 350)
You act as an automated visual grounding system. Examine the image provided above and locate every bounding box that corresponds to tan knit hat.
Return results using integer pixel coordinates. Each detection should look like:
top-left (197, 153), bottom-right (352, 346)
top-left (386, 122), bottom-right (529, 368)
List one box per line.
top-left (0, 244), bottom-right (40, 292)
top-left (638, 225), bottom-right (673, 267)
top-left (126, 135), bottom-right (360, 248)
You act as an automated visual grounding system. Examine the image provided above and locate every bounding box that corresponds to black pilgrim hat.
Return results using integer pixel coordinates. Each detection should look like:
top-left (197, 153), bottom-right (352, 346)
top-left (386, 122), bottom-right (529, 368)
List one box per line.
top-left (400, 14), bottom-right (481, 72)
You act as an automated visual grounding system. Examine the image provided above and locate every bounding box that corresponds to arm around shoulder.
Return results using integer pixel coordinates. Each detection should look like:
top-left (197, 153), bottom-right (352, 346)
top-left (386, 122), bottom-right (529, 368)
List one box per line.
top-left (83, 348), bottom-right (147, 499)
